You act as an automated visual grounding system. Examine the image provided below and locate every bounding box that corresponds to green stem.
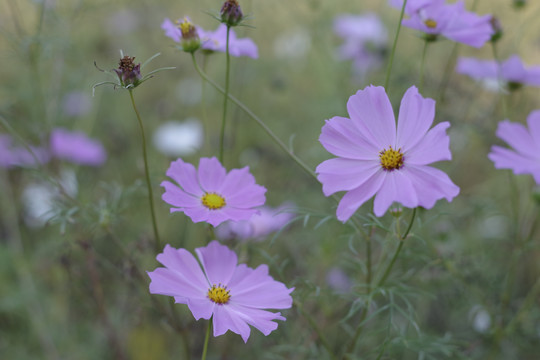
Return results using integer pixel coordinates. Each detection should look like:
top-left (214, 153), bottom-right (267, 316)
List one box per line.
top-left (220, 26), bottom-right (231, 163)
top-left (191, 53), bottom-right (317, 181)
top-left (384, 0), bottom-right (408, 89)
top-left (201, 320), bottom-right (212, 360)
top-left (419, 40), bottom-right (429, 92)
top-left (491, 42), bottom-right (508, 119)
top-left (377, 208), bottom-right (416, 288)
top-left (128, 90), bottom-right (161, 253)
top-left (437, 43), bottom-right (460, 103)
top-left (504, 276), bottom-right (540, 334)
top-left (201, 54), bottom-right (210, 155)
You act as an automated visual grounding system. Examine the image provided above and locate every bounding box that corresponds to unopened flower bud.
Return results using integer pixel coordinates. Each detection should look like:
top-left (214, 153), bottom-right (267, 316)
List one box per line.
top-left (114, 55), bottom-right (142, 87)
top-left (177, 17), bottom-right (200, 53)
top-left (220, 0), bottom-right (243, 27)
top-left (489, 17), bottom-right (503, 43)
top-left (390, 206), bottom-right (403, 218)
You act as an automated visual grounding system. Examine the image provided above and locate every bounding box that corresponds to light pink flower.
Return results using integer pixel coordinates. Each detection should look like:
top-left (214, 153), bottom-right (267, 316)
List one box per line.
top-left (148, 241), bottom-right (293, 342)
top-left (316, 85), bottom-right (459, 221)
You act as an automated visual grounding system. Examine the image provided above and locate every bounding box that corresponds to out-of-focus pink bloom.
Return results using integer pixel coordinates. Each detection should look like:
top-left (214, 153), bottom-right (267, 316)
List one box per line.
top-left (161, 157), bottom-right (266, 227)
top-left (316, 85), bottom-right (459, 221)
top-left (401, 0), bottom-right (494, 48)
top-left (216, 203), bottom-right (295, 242)
top-left (162, 19), bottom-right (258, 58)
top-left (62, 91), bottom-right (92, 117)
top-left (0, 134), bottom-right (50, 168)
top-left (326, 267), bottom-right (352, 293)
top-left (148, 241), bottom-right (293, 342)
top-left (456, 55), bottom-right (540, 89)
top-left (333, 13), bottom-right (387, 77)
top-left (50, 128), bottom-right (106, 166)
top-left (488, 110), bottom-right (540, 184)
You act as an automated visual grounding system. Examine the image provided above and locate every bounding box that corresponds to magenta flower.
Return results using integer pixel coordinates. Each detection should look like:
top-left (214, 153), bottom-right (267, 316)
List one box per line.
top-left (162, 19), bottom-right (258, 58)
top-left (216, 203), bottom-right (295, 242)
top-left (148, 241), bottom-right (293, 342)
top-left (0, 134), bottom-right (50, 168)
top-left (456, 55), bottom-right (540, 89)
top-left (488, 111), bottom-right (540, 184)
top-left (316, 85), bottom-right (459, 221)
top-left (333, 13), bottom-right (387, 77)
top-left (401, 0), bottom-right (493, 48)
top-left (161, 157), bottom-right (266, 227)
top-left (50, 128), bottom-right (106, 166)
top-left (389, 0), bottom-right (440, 14)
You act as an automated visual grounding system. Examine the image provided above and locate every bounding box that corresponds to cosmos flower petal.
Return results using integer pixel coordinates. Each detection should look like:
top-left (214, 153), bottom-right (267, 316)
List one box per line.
top-left (526, 110), bottom-right (540, 146)
top-left (226, 304), bottom-right (285, 337)
top-left (213, 304), bottom-right (252, 342)
top-left (148, 267), bottom-right (207, 299)
top-left (347, 85), bottom-right (396, 148)
top-left (182, 206), bottom-right (211, 223)
top-left (186, 299), bottom-right (215, 320)
top-left (161, 181), bottom-right (201, 208)
top-left (319, 116), bottom-right (380, 159)
top-left (373, 171), bottom-right (418, 217)
top-left (165, 158), bottom-right (204, 197)
top-left (403, 165), bottom-right (460, 209)
top-left (456, 57), bottom-right (497, 80)
top-left (196, 241), bottom-right (238, 286)
top-left (156, 245), bottom-right (209, 288)
top-left (496, 120), bottom-right (538, 156)
top-left (228, 264), bottom-right (294, 309)
top-left (225, 185), bottom-right (267, 208)
top-left (198, 157), bottom-right (227, 192)
top-left (50, 128), bottom-right (106, 166)
top-left (501, 55), bottom-right (527, 82)
top-left (219, 167), bottom-right (255, 196)
top-left (336, 171), bottom-right (386, 222)
top-left (218, 208), bottom-right (259, 223)
top-left (488, 146), bottom-right (540, 183)
top-left (316, 158), bottom-right (381, 196)
top-left (396, 86), bottom-right (436, 151)
top-left (161, 18), bottom-right (182, 42)
top-left (406, 122), bottom-right (452, 165)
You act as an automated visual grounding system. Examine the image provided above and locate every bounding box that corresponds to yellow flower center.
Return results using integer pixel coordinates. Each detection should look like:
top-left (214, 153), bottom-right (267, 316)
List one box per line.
top-left (379, 146), bottom-right (404, 171)
top-left (424, 19), bottom-right (438, 29)
top-left (177, 17), bottom-right (197, 38)
top-left (201, 192), bottom-right (226, 210)
top-left (207, 284), bottom-right (230, 304)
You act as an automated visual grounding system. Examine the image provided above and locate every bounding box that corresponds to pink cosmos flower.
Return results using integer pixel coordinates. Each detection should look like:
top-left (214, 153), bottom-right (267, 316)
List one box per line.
top-left (488, 110), bottom-right (540, 184)
top-left (148, 241), bottom-right (294, 342)
top-left (161, 19), bottom-right (258, 58)
top-left (333, 13), bottom-right (387, 78)
top-left (456, 55), bottom-right (540, 89)
top-left (50, 128), bottom-right (107, 166)
top-left (316, 85), bottom-right (459, 221)
top-left (161, 157), bottom-right (266, 227)
top-left (389, 0), bottom-right (440, 15)
top-left (215, 203), bottom-right (295, 242)
top-left (0, 134), bottom-right (50, 168)
top-left (401, 0), bottom-right (493, 48)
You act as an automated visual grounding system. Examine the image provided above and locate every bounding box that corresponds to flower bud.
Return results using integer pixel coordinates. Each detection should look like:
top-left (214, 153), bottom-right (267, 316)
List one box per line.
top-left (178, 17), bottom-right (200, 53)
top-left (113, 55), bottom-right (142, 87)
top-left (220, 0), bottom-right (243, 27)
top-left (489, 16), bottom-right (503, 43)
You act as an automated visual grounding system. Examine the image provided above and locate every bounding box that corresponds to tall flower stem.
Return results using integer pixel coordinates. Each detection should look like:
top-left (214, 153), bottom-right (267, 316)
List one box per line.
top-left (345, 209), bottom-right (417, 358)
top-left (219, 25), bottom-right (232, 163)
top-left (201, 320), bottom-right (212, 360)
top-left (191, 54), bottom-right (317, 181)
top-left (296, 301), bottom-right (337, 360)
top-left (128, 90), bottom-right (161, 253)
top-left (437, 43), bottom-right (460, 102)
top-left (384, 0), bottom-right (408, 90)
top-left (419, 40), bottom-right (429, 92)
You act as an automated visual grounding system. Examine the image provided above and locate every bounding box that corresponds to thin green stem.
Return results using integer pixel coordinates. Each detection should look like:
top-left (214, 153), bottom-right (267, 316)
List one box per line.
top-left (384, 0), bottom-right (408, 89)
top-left (220, 26), bottom-right (231, 163)
top-left (377, 208), bottom-right (416, 288)
top-left (201, 320), bottom-right (212, 360)
top-left (419, 40), bottom-right (429, 92)
top-left (201, 54), bottom-right (210, 155)
top-left (191, 53), bottom-right (317, 181)
top-left (128, 90), bottom-right (161, 253)
top-left (491, 42), bottom-right (508, 119)
top-left (504, 276), bottom-right (540, 334)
